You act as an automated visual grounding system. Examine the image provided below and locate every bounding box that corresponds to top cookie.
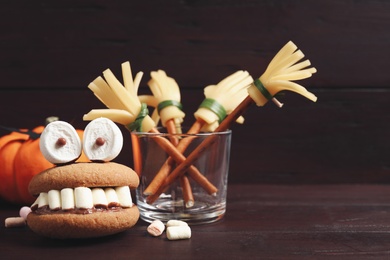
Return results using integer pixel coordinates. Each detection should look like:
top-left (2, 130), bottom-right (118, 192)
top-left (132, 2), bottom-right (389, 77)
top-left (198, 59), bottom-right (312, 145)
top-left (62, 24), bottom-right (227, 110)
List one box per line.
top-left (28, 162), bottom-right (139, 196)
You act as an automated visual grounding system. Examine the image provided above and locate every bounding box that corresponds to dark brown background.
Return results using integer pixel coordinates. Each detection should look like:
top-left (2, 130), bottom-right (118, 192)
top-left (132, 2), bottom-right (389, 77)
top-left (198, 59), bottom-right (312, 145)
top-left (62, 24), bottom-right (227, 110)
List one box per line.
top-left (1, 0), bottom-right (389, 184)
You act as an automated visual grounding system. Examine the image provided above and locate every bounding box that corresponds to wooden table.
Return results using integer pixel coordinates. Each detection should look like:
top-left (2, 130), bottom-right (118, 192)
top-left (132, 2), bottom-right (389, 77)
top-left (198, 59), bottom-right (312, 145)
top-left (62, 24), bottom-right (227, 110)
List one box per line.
top-left (2, 184), bottom-right (390, 259)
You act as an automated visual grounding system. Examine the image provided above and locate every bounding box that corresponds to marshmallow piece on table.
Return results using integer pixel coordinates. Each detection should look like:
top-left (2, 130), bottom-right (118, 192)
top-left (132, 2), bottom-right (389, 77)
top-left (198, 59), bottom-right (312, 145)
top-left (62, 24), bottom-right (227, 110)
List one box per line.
top-left (166, 225), bottom-right (192, 240)
top-left (147, 220), bottom-right (165, 237)
top-left (40, 121), bottom-right (82, 164)
top-left (83, 118), bottom-right (123, 162)
top-left (166, 220), bottom-right (188, 227)
top-left (5, 217), bottom-right (26, 228)
top-left (19, 206), bottom-right (31, 220)
top-left (166, 219), bottom-right (191, 240)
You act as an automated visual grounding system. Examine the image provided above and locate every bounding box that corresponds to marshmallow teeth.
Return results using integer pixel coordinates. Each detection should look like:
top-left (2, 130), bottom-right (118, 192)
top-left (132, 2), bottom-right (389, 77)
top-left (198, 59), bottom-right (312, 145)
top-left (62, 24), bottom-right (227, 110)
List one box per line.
top-left (32, 186), bottom-right (133, 211)
top-left (83, 118), bottom-right (123, 162)
top-left (40, 121), bottom-right (82, 164)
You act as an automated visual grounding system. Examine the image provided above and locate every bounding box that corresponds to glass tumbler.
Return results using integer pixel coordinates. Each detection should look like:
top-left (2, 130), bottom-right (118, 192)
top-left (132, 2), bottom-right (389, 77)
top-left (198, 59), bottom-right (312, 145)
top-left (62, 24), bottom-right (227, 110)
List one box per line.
top-left (131, 128), bottom-right (231, 225)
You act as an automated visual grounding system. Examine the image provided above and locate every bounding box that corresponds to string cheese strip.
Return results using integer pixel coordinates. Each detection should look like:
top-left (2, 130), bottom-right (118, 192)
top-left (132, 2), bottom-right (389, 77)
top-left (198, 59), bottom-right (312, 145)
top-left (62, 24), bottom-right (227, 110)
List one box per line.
top-left (138, 95), bottom-right (160, 124)
top-left (121, 61), bottom-right (134, 92)
top-left (133, 72), bottom-right (144, 94)
top-left (88, 78), bottom-right (127, 110)
top-left (147, 41), bottom-right (317, 204)
top-left (103, 69), bottom-right (141, 116)
top-left (84, 109), bottom-right (134, 126)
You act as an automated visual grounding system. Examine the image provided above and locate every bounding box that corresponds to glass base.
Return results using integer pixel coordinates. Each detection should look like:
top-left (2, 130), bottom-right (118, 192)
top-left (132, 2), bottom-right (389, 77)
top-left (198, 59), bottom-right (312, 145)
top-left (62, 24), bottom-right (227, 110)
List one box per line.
top-left (137, 196), bottom-right (226, 225)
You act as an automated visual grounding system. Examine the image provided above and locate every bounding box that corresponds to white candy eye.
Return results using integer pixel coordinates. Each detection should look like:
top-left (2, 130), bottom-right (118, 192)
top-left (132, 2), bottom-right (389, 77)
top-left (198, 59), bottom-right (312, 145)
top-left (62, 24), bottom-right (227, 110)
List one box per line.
top-left (83, 118), bottom-right (123, 162)
top-left (40, 121), bottom-right (82, 165)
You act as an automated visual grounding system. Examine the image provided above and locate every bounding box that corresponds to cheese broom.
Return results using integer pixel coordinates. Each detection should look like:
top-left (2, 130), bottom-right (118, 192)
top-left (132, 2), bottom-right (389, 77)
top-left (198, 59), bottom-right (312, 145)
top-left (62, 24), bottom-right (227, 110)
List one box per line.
top-left (83, 62), bottom-right (217, 195)
top-left (146, 41), bottom-right (317, 204)
top-left (143, 70), bottom-right (255, 197)
top-left (142, 69), bottom-right (194, 207)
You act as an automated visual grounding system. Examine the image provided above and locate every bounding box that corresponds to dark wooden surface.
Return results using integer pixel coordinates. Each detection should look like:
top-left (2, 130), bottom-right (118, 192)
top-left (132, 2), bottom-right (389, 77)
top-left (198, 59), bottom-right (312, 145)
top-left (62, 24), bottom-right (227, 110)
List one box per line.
top-left (2, 184), bottom-right (390, 259)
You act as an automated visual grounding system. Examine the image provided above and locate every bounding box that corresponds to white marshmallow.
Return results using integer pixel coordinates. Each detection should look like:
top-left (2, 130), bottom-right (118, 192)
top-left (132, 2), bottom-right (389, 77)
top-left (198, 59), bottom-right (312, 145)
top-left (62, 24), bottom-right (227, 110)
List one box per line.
top-left (166, 225), bottom-right (191, 240)
top-left (83, 118), bottom-right (123, 162)
top-left (38, 192), bottom-right (49, 208)
top-left (147, 220), bottom-right (165, 237)
top-left (48, 190), bottom-right (61, 210)
top-left (19, 206), bottom-right (31, 220)
top-left (92, 188), bottom-right (108, 208)
top-left (61, 188), bottom-right (75, 210)
top-left (40, 121), bottom-right (82, 164)
top-left (115, 186), bottom-right (132, 207)
top-left (5, 217), bottom-right (26, 228)
top-left (74, 187), bottom-right (93, 209)
top-left (105, 188), bottom-right (120, 207)
top-left (31, 197), bottom-right (40, 209)
top-left (166, 220), bottom-right (189, 227)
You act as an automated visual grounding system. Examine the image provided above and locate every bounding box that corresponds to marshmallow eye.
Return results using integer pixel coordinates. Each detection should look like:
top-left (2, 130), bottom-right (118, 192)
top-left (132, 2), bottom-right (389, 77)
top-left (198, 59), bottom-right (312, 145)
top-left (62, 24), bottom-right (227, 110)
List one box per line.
top-left (83, 118), bottom-right (123, 162)
top-left (40, 121), bottom-right (82, 165)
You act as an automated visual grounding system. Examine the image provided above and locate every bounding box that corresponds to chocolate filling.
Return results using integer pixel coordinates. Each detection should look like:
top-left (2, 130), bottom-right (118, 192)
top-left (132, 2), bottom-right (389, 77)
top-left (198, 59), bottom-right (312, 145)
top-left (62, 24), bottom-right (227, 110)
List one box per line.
top-left (32, 205), bottom-right (127, 215)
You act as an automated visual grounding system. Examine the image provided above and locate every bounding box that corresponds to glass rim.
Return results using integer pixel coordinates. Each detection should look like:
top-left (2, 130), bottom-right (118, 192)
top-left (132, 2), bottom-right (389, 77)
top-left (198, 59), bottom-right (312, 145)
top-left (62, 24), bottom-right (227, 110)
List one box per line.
top-left (131, 127), bottom-right (231, 137)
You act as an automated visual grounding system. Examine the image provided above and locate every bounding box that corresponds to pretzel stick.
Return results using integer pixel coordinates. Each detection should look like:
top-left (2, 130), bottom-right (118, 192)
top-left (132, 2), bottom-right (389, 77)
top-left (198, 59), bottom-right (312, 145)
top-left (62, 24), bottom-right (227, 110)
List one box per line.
top-left (148, 128), bottom-right (217, 195)
top-left (179, 174), bottom-right (194, 208)
top-left (166, 119), bottom-right (194, 208)
top-left (143, 120), bottom-right (202, 196)
top-left (147, 41), bottom-right (318, 204)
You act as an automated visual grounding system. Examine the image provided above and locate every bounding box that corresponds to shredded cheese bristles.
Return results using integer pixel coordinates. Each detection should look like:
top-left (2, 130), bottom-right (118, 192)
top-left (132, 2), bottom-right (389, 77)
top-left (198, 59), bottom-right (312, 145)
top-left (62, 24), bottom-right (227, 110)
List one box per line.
top-left (248, 41), bottom-right (317, 106)
top-left (83, 61), bottom-right (156, 132)
top-left (146, 70), bottom-right (185, 128)
top-left (194, 70), bottom-right (253, 132)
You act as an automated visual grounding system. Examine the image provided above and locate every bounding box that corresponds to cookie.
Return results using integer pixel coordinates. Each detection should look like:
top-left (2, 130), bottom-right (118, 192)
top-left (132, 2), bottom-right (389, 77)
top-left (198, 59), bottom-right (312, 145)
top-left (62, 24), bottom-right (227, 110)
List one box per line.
top-left (27, 162), bottom-right (140, 239)
top-left (28, 162), bottom-right (139, 195)
top-left (27, 207), bottom-right (139, 239)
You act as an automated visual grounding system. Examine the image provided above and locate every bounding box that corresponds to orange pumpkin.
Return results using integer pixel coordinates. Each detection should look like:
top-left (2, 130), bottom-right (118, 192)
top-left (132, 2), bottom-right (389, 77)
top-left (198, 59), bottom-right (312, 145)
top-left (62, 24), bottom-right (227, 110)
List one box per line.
top-left (0, 131), bottom-right (30, 204)
top-left (0, 125), bottom-right (88, 205)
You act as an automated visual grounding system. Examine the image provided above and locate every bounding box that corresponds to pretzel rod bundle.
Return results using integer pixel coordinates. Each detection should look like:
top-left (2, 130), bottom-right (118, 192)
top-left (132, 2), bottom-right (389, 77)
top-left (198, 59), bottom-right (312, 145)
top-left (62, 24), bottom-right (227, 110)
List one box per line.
top-left (147, 41), bottom-right (317, 204)
top-left (142, 120), bottom-right (203, 197)
top-left (143, 70), bottom-right (254, 197)
top-left (166, 120), bottom-right (194, 208)
top-left (147, 127), bottom-right (217, 195)
top-left (143, 70), bottom-right (194, 208)
top-left (83, 62), bottom-right (217, 195)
